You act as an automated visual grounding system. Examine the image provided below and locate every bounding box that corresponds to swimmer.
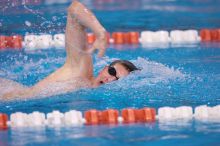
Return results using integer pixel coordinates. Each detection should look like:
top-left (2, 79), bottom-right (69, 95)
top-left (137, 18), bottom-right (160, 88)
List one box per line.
top-left (0, 1), bottom-right (138, 100)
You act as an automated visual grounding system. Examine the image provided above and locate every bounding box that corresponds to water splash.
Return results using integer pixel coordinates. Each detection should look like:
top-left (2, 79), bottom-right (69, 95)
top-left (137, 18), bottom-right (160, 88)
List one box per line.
top-left (133, 57), bottom-right (185, 84)
top-left (94, 57), bottom-right (185, 88)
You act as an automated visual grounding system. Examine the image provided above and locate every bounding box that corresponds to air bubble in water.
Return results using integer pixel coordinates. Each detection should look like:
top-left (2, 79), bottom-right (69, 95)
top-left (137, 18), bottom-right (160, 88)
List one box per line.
top-left (25, 21), bottom-right (31, 27)
top-left (24, 56), bottom-right (28, 61)
top-left (52, 16), bottom-right (57, 21)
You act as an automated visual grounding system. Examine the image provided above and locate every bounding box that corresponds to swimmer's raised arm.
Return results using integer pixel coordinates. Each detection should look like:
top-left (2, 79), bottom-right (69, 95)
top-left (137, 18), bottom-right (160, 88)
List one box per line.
top-left (68, 1), bottom-right (107, 56)
top-left (69, 1), bottom-right (107, 40)
top-left (1, 1), bottom-right (108, 100)
top-left (65, 1), bottom-right (107, 65)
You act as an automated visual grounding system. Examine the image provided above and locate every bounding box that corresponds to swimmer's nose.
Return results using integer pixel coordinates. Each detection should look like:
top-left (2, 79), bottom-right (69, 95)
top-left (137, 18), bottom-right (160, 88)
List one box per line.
top-left (105, 76), bottom-right (117, 83)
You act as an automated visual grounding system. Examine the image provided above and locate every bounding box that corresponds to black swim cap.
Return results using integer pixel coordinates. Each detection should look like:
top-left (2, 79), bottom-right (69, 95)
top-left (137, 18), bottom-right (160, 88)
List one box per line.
top-left (109, 60), bottom-right (139, 72)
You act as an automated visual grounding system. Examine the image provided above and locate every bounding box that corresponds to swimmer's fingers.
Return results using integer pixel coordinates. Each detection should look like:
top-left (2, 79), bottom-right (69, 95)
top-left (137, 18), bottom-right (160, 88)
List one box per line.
top-left (87, 45), bottom-right (97, 54)
top-left (87, 39), bottom-right (106, 57)
top-left (97, 46), bottom-right (106, 57)
top-left (96, 36), bottom-right (107, 57)
top-left (87, 45), bottom-right (105, 57)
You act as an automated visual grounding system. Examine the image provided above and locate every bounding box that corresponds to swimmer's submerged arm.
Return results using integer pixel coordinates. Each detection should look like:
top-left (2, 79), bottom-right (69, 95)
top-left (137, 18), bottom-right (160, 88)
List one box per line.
top-left (65, 0), bottom-right (107, 77)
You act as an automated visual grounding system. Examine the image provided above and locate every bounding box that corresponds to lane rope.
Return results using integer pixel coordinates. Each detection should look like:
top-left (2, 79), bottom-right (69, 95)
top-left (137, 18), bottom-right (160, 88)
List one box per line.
top-left (1, 105), bottom-right (220, 130)
top-left (1, 29), bottom-right (220, 50)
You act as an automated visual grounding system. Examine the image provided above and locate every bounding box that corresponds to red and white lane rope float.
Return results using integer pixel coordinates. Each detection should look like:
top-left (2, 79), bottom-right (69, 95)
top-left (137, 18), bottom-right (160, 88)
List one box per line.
top-left (0, 35), bottom-right (23, 50)
top-left (0, 29), bottom-right (220, 50)
top-left (0, 105), bottom-right (220, 130)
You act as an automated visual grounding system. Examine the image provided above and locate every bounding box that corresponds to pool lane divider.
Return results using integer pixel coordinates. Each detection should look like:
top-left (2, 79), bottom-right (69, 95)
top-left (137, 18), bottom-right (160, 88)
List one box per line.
top-left (200, 29), bottom-right (220, 41)
top-left (0, 113), bottom-right (8, 130)
top-left (1, 105), bottom-right (220, 130)
top-left (1, 29), bottom-right (220, 50)
top-left (0, 35), bottom-right (23, 50)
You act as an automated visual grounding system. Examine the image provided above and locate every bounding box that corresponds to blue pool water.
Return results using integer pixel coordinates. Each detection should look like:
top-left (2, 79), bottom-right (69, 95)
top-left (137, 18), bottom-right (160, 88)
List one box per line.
top-left (0, 0), bottom-right (220, 146)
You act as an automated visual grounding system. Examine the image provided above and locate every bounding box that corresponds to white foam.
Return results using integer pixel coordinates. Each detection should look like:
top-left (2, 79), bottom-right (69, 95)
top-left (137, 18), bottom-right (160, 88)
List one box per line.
top-left (94, 57), bottom-right (185, 85)
top-left (133, 57), bottom-right (185, 84)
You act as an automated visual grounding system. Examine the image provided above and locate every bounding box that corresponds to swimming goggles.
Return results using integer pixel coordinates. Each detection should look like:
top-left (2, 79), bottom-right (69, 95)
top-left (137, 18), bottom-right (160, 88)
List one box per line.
top-left (108, 66), bottom-right (119, 80)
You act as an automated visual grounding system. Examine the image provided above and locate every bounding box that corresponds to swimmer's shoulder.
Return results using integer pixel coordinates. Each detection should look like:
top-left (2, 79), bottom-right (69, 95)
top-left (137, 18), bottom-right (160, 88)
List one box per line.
top-left (70, 77), bottom-right (92, 88)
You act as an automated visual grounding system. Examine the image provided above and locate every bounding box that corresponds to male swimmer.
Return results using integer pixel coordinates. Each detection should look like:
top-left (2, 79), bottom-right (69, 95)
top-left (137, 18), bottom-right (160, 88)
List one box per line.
top-left (0, 1), bottom-right (138, 99)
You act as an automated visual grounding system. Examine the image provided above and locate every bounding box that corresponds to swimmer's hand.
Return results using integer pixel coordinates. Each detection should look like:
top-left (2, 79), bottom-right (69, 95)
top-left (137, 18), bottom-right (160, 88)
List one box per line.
top-left (87, 33), bottom-right (107, 57)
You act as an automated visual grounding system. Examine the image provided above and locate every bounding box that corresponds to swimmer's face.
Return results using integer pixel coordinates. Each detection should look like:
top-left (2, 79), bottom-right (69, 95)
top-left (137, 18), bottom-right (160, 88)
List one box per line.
top-left (93, 63), bottom-right (130, 87)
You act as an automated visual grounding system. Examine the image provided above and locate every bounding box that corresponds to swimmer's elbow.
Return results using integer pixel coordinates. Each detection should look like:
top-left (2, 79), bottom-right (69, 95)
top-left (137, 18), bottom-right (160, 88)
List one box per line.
top-left (67, 0), bottom-right (81, 15)
top-left (2, 90), bottom-right (25, 100)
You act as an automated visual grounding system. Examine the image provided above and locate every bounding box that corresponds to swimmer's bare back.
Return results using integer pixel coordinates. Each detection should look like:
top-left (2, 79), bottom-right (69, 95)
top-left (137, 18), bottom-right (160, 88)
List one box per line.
top-left (1, 0), bottom-right (107, 100)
